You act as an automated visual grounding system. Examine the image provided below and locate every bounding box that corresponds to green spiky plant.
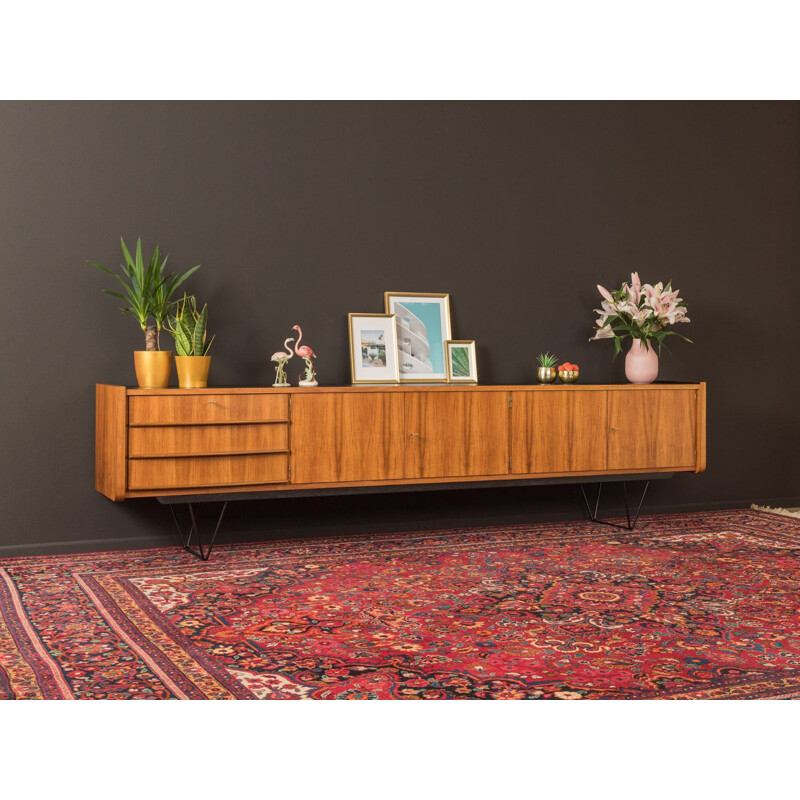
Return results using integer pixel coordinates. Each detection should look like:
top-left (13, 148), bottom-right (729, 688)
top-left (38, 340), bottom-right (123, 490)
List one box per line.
top-left (536, 352), bottom-right (558, 368)
top-left (150, 248), bottom-right (201, 349)
top-left (88, 237), bottom-right (200, 350)
top-left (166, 294), bottom-right (215, 356)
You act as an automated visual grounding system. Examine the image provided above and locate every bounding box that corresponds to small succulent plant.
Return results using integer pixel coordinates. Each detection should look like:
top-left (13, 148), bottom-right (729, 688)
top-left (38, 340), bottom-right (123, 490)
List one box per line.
top-left (536, 352), bottom-right (558, 368)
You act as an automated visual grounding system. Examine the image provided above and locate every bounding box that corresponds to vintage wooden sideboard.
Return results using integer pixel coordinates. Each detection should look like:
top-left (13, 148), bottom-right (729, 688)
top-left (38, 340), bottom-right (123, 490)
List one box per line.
top-left (96, 383), bottom-right (706, 557)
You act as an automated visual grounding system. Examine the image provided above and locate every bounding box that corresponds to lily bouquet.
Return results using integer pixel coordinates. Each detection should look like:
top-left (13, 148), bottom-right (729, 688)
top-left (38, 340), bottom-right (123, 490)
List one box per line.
top-left (590, 272), bottom-right (691, 356)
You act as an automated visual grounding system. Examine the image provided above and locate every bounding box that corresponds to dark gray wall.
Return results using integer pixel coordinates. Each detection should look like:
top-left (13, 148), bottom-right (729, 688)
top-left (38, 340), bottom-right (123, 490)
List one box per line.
top-left (1, 101), bottom-right (798, 554)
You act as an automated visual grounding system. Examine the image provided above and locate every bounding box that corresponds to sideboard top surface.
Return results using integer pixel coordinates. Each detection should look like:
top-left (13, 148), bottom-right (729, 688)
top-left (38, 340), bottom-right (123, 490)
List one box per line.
top-left (112, 382), bottom-right (704, 396)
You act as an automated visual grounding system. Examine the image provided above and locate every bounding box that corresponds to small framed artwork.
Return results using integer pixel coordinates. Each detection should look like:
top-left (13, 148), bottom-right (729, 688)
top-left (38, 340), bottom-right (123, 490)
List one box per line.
top-left (446, 340), bottom-right (478, 384)
top-left (384, 292), bottom-right (452, 383)
top-left (348, 313), bottom-right (400, 384)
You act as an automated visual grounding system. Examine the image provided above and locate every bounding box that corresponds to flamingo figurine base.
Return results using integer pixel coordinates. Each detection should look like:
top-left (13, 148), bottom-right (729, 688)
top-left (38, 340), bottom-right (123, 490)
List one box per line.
top-left (298, 379), bottom-right (318, 387)
top-left (272, 381), bottom-right (291, 388)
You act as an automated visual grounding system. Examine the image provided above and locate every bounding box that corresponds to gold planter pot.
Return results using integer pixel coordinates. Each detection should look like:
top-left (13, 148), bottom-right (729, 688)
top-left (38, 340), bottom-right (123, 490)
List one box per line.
top-left (175, 355), bottom-right (212, 388)
top-left (537, 366), bottom-right (557, 384)
top-left (133, 350), bottom-right (173, 389)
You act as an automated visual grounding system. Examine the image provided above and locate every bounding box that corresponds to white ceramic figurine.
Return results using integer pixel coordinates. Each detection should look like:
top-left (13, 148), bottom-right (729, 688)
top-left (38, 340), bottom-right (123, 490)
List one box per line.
top-left (270, 337), bottom-right (294, 387)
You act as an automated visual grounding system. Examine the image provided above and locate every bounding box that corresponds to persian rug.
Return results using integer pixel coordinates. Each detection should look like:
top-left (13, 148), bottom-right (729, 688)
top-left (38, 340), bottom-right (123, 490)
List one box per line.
top-left (1, 508), bottom-right (799, 700)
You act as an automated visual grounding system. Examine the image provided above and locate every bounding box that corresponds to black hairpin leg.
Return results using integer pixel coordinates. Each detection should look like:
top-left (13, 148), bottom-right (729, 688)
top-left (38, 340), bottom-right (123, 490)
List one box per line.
top-left (579, 481), bottom-right (650, 531)
top-left (168, 501), bottom-right (229, 561)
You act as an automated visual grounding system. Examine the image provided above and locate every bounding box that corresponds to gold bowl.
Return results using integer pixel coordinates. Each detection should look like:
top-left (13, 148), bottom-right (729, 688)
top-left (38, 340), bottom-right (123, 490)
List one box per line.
top-left (558, 369), bottom-right (579, 384)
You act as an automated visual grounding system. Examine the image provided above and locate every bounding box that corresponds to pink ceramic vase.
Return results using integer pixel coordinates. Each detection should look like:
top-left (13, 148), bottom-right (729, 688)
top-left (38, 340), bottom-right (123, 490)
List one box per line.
top-left (625, 338), bottom-right (658, 384)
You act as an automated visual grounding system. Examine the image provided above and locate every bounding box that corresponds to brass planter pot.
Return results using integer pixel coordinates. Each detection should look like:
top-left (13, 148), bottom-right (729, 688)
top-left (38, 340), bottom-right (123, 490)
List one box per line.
top-left (175, 355), bottom-right (212, 388)
top-left (133, 350), bottom-right (173, 389)
top-left (537, 366), bottom-right (557, 384)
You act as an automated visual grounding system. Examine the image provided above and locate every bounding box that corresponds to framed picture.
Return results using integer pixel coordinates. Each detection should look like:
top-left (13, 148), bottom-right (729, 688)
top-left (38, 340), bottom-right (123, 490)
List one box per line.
top-left (348, 313), bottom-right (400, 384)
top-left (446, 340), bottom-right (478, 384)
top-left (384, 292), bottom-right (452, 383)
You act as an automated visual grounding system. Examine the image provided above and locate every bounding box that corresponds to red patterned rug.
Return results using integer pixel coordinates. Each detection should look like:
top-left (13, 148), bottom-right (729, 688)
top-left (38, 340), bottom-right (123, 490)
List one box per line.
top-left (1, 509), bottom-right (799, 699)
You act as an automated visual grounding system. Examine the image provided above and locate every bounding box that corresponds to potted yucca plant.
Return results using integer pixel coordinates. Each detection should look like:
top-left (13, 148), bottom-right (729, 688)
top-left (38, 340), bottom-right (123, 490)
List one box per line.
top-left (88, 237), bottom-right (200, 387)
top-left (166, 294), bottom-right (215, 388)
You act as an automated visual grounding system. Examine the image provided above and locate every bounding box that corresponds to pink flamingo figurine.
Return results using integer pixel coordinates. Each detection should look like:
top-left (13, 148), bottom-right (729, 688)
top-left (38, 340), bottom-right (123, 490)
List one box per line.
top-left (291, 325), bottom-right (318, 386)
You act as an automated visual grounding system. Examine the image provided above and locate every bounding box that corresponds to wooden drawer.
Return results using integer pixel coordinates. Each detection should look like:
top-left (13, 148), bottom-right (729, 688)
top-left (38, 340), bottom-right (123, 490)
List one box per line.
top-left (129, 394), bottom-right (287, 426)
top-left (128, 423), bottom-right (288, 458)
top-left (128, 453), bottom-right (288, 490)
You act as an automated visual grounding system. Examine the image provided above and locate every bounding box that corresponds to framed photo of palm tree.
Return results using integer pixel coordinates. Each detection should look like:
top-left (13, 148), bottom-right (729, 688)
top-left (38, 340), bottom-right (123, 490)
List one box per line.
top-left (348, 313), bottom-right (400, 384)
top-left (446, 340), bottom-right (477, 384)
top-left (384, 292), bottom-right (452, 383)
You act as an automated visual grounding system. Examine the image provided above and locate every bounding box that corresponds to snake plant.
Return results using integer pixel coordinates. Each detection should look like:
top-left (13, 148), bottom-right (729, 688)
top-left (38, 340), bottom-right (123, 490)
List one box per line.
top-left (167, 294), bottom-right (215, 356)
top-left (89, 237), bottom-right (200, 350)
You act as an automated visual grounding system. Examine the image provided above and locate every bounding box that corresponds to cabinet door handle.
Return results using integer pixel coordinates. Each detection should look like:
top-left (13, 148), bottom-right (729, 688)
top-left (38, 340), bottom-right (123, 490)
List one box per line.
top-left (208, 400), bottom-right (216, 405)
top-left (409, 432), bottom-right (420, 438)
top-left (610, 426), bottom-right (619, 432)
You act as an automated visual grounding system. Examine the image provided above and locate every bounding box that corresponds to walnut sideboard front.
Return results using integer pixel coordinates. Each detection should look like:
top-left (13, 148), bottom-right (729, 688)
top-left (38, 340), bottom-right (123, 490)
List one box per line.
top-left (95, 383), bottom-right (707, 501)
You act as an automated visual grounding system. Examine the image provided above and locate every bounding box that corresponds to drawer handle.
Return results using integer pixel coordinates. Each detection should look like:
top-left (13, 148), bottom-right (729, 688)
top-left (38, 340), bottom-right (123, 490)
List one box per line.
top-left (208, 401), bottom-right (216, 405)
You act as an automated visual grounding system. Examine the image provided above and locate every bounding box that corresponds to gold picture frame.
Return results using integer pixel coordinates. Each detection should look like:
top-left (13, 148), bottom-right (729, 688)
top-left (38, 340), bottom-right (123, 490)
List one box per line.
top-left (446, 340), bottom-right (478, 384)
top-left (348, 313), bottom-right (400, 384)
top-left (383, 292), bottom-right (452, 383)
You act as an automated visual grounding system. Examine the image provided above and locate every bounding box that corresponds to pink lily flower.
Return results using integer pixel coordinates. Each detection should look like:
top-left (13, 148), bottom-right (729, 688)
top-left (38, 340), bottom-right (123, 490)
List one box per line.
top-left (597, 284), bottom-right (614, 303)
top-left (590, 324), bottom-right (615, 340)
top-left (591, 272), bottom-right (690, 349)
top-left (594, 299), bottom-right (616, 317)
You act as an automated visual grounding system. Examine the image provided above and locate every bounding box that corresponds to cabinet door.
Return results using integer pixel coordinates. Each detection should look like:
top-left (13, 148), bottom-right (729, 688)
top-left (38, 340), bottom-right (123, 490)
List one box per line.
top-left (607, 389), bottom-right (697, 470)
top-left (511, 390), bottom-right (608, 474)
top-left (290, 393), bottom-right (405, 484)
top-left (405, 391), bottom-right (509, 479)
